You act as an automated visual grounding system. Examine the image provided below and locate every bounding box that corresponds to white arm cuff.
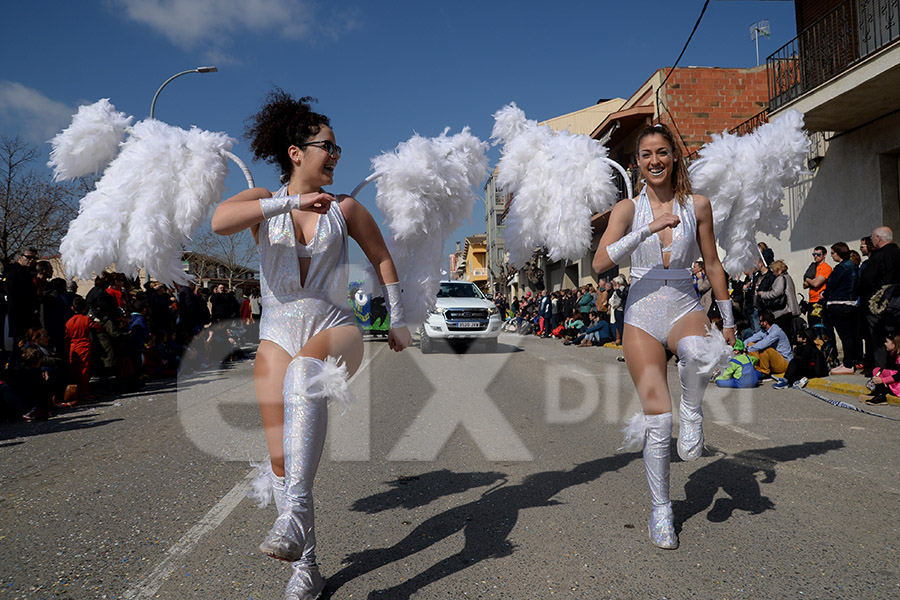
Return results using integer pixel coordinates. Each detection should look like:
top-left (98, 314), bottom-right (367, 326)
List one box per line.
top-left (259, 195), bottom-right (300, 219)
top-left (382, 282), bottom-right (406, 328)
top-left (716, 299), bottom-right (735, 329)
top-left (606, 225), bottom-right (652, 265)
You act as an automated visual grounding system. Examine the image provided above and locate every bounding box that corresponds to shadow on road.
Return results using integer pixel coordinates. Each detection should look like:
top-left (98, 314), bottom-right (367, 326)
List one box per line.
top-left (350, 469), bottom-right (507, 514)
top-left (0, 411), bottom-right (124, 442)
top-left (674, 439), bottom-right (845, 531)
top-left (322, 453), bottom-right (637, 599)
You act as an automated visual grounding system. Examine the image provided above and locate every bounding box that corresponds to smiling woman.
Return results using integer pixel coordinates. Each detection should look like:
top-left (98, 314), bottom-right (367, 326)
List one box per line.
top-left (210, 87), bottom-right (411, 600)
top-left (592, 122), bottom-right (734, 550)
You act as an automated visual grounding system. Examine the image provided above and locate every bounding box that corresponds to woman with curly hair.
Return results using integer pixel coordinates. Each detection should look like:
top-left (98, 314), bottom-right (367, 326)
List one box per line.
top-left (212, 89), bottom-right (411, 599)
top-left (592, 123), bottom-right (735, 549)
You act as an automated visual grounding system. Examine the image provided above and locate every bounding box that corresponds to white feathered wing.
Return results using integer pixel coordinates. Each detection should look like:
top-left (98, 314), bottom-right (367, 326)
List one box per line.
top-left (55, 104), bottom-right (234, 285)
top-left (689, 109), bottom-right (808, 274)
top-left (492, 102), bottom-right (617, 268)
top-left (370, 128), bottom-right (490, 327)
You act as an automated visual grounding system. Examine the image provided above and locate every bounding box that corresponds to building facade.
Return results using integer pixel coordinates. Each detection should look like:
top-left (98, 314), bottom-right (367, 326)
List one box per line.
top-left (761, 0), bottom-right (900, 284)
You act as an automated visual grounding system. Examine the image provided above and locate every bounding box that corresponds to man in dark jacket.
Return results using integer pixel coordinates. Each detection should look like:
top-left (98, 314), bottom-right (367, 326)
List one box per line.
top-left (210, 284), bottom-right (239, 324)
top-left (858, 226), bottom-right (900, 370)
top-left (4, 248), bottom-right (40, 348)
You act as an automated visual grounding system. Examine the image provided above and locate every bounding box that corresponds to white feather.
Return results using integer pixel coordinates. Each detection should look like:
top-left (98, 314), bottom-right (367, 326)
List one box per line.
top-left (492, 102), bottom-right (618, 267)
top-left (59, 118), bottom-right (234, 285)
top-left (248, 459), bottom-right (276, 508)
top-left (619, 411), bottom-right (648, 452)
top-left (689, 109), bottom-right (808, 274)
top-left (694, 325), bottom-right (734, 375)
top-left (370, 128), bottom-right (490, 326)
top-left (48, 99), bottom-right (133, 181)
top-left (290, 356), bottom-right (355, 413)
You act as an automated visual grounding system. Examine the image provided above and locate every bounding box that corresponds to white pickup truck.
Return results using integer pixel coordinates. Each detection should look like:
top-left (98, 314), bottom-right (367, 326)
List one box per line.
top-left (418, 280), bottom-right (502, 353)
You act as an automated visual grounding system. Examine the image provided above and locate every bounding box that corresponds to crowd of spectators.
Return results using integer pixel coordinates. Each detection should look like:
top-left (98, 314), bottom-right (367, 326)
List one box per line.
top-left (499, 276), bottom-right (629, 348)
top-left (0, 253), bottom-right (257, 422)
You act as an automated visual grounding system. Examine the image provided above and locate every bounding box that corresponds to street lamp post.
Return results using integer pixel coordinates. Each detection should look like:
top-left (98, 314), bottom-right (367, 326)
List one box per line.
top-left (149, 66), bottom-right (218, 119)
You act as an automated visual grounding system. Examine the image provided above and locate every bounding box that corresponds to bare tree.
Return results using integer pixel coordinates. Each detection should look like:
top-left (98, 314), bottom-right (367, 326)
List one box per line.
top-left (0, 135), bottom-right (79, 263)
top-left (188, 225), bottom-right (259, 289)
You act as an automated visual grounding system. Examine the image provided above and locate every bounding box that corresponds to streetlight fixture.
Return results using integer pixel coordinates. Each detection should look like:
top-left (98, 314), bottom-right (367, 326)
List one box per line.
top-left (149, 66), bottom-right (218, 119)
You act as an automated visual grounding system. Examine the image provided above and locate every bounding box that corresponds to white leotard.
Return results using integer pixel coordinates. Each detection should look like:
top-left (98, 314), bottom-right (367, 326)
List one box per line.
top-left (622, 188), bottom-right (704, 346)
top-left (258, 185), bottom-right (356, 357)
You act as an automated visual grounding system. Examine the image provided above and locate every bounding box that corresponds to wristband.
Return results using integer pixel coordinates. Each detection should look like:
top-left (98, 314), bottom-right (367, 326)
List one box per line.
top-left (382, 282), bottom-right (406, 328)
top-left (259, 194), bottom-right (300, 219)
top-left (716, 299), bottom-right (735, 329)
top-left (606, 224), bottom-right (652, 265)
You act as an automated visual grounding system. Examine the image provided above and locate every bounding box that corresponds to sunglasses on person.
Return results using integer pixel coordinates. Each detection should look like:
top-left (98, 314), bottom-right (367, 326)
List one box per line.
top-left (812, 252), bottom-right (823, 257)
top-left (297, 140), bottom-right (341, 158)
top-left (22, 254), bottom-right (37, 260)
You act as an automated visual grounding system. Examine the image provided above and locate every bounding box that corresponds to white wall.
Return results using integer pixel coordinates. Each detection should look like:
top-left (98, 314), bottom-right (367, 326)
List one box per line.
top-left (760, 111), bottom-right (900, 295)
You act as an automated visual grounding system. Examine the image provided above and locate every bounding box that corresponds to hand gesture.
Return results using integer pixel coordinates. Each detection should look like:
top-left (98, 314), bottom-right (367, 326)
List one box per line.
top-left (298, 192), bottom-right (335, 214)
top-left (648, 212), bottom-right (680, 234)
top-left (723, 328), bottom-right (736, 346)
top-left (388, 326), bottom-right (412, 352)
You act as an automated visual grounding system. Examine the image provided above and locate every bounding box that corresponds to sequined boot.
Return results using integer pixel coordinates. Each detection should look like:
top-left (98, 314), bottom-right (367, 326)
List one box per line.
top-left (284, 561), bottom-right (326, 600)
top-left (255, 460), bottom-right (323, 596)
top-left (260, 357), bottom-right (331, 562)
top-left (676, 335), bottom-right (709, 462)
top-left (644, 412), bottom-right (678, 549)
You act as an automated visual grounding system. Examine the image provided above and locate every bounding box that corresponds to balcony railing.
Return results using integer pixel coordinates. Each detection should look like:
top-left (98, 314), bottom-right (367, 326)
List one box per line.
top-left (729, 110), bottom-right (769, 137)
top-left (768, 0), bottom-right (899, 111)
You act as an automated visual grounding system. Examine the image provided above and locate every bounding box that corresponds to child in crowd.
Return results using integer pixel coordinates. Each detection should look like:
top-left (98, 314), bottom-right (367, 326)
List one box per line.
top-left (772, 327), bottom-right (828, 389)
top-left (65, 295), bottom-right (102, 403)
top-left (715, 340), bottom-right (761, 388)
top-left (860, 334), bottom-right (900, 405)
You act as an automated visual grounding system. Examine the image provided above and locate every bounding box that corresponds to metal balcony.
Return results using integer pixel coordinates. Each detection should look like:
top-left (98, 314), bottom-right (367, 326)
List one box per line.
top-left (767, 0), bottom-right (899, 114)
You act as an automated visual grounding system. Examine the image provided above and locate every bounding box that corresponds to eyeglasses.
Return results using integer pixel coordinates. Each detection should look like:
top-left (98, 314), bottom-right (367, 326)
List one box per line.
top-left (297, 140), bottom-right (341, 158)
top-left (812, 252), bottom-right (823, 257)
top-left (22, 254), bottom-right (36, 260)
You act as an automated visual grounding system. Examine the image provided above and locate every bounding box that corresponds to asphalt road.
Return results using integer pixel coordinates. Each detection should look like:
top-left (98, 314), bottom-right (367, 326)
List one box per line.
top-left (1, 333), bottom-right (899, 599)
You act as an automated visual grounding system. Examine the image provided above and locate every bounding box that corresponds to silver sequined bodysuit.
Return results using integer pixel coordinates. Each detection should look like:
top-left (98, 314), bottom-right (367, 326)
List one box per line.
top-left (623, 188), bottom-right (704, 347)
top-left (258, 186), bottom-right (356, 357)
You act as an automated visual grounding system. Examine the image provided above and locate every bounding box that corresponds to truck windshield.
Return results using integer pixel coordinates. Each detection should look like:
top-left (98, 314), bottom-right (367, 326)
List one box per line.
top-left (436, 283), bottom-right (485, 299)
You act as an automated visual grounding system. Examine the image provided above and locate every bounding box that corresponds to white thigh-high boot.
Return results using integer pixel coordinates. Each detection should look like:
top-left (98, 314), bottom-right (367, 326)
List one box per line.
top-left (676, 335), bottom-right (711, 462)
top-left (643, 412), bottom-right (678, 549)
top-left (259, 356), bottom-right (351, 599)
top-left (249, 460), bottom-right (322, 597)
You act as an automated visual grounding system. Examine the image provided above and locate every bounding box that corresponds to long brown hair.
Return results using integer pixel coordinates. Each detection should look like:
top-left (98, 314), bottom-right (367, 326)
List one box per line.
top-left (635, 123), bottom-right (692, 206)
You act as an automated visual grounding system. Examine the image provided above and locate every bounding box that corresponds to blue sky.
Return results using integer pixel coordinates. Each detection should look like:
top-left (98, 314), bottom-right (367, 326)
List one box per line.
top-left (0, 0), bottom-right (797, 270)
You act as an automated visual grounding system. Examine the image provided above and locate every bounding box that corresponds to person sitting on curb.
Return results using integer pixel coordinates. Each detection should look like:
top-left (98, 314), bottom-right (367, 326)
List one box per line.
top-left (565, 312), bottom-right (615, 347)
top-left (745, 311), bottom-right (793, 381)
top-left (772, 327), bottom-right (828, 389)
top-left (715, 339), bottom-right (761, 388)
top-left (860, 334), bottom-right (900, 405)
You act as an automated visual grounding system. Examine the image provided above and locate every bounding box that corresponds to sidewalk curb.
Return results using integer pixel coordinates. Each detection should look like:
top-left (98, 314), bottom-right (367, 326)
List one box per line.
top-left (804, 377), bottom-right (900, 406)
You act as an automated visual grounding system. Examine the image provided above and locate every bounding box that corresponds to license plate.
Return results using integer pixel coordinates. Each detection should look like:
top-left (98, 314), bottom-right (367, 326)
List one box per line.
top-left (452, 321), bottom-right (483, 328)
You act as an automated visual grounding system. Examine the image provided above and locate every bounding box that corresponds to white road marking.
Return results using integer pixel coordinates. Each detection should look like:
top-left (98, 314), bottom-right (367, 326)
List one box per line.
top-left (121, 343), bottom-right (385, 599)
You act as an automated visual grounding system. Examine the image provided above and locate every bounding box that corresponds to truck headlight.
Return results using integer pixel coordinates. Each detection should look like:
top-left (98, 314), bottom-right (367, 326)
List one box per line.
top-left (488, 307), bottom-right (499, 315)
top-left (427, 307), bottom-right (445, 316)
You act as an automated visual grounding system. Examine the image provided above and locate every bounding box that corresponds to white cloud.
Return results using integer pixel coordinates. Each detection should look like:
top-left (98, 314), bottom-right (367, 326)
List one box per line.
top-left (0, 81), bottom-right (75, 144)
top-left (112, 0), bottom-right (318, 48)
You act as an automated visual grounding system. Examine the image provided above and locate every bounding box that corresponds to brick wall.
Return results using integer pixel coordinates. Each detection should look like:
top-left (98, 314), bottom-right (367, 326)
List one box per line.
top-left (657, 66), bottom-right (769, 154)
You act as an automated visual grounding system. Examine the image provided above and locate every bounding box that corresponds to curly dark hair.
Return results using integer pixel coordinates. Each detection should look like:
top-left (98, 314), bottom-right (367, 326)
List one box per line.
top-left (245, 87), bottom-right (331, 183)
